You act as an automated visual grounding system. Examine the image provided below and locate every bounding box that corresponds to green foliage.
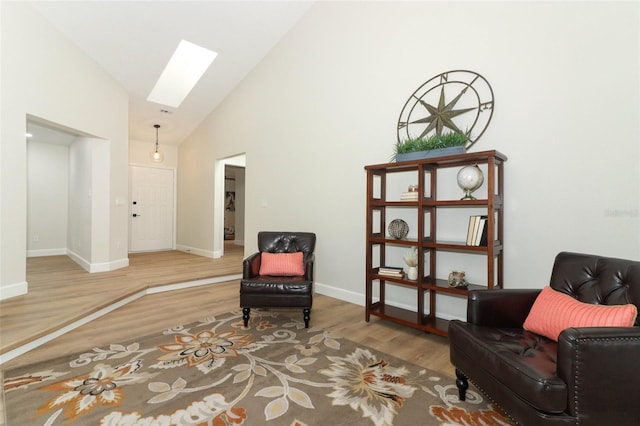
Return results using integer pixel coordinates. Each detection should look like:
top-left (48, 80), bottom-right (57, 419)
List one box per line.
top-left (393, 131), bottom-right (468, 160)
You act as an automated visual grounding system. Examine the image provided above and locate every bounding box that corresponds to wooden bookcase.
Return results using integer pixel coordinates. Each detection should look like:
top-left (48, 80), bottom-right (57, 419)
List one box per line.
top-left (364, 150), bottom-right (507, 336)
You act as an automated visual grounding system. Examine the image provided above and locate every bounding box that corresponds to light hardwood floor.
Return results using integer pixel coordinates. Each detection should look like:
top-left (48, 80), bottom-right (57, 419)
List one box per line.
top-left (0, 245), bottom-right (244, 357)
top-left (0, 245), bottom-right (455, 423)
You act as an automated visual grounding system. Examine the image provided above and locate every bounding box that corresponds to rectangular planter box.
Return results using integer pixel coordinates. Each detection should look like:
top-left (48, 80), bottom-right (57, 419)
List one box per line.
top-left (396, 145), bottom-right (465, 162)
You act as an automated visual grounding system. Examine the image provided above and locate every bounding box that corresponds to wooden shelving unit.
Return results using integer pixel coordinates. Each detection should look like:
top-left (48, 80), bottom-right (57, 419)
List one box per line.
top-left (364, 150), bottom-right (507, 336)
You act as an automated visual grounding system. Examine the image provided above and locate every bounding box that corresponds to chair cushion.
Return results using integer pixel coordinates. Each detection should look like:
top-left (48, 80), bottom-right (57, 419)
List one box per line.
top-left (240, 278), bottom-right (312, 295)
top-left (259, 252), bottom-right (304, 276)
top-left (240, 279), bottom-right (312, 308)
top-left (523, 286), bottom-right (638, 341)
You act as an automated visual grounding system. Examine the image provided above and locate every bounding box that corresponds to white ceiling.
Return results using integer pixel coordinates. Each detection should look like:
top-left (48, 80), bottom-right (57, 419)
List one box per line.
top-left (27, 0), bottom-right (314, 146)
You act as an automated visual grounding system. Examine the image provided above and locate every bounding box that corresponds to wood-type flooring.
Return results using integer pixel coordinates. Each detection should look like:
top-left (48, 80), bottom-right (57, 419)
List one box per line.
top-left (0, 244), bottom-right (453, 424)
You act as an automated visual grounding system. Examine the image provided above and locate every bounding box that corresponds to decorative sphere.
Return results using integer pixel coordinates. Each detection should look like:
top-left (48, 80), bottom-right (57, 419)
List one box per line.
top-left (388, 219), bottom-right (409, 239)
top-left (457, 165), bottom-right (484, 199)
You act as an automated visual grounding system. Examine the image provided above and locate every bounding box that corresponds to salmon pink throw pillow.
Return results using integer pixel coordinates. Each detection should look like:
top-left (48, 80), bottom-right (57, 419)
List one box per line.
top-left (523, 286), bottom-right (638, 341)
top-left (259, 252), bottom-right (304, 276)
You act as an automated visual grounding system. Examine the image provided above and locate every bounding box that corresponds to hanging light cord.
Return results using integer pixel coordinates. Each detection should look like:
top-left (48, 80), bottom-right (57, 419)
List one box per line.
top-left (154, 124), bottom-right (160, 153)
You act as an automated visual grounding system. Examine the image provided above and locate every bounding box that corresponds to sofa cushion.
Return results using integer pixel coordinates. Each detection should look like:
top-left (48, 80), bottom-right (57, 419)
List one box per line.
top-left (259, 252), bottom-right (304, 276)
top-left (523, 286), bottom-right (638, 341)
top-left (448, 320), bottom-right (567, 414)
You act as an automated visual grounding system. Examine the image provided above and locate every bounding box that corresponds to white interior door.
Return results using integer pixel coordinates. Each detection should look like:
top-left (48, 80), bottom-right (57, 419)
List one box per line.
top-left (130, 166), bottom-right (174, 252)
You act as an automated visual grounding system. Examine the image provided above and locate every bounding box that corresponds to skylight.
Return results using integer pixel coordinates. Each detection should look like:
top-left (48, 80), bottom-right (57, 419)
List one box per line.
top-left (147, 40), bottom-right (217, 108)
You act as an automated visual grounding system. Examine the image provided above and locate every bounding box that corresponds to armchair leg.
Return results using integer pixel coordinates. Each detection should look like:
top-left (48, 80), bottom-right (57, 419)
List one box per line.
top-left (455, 368), bottom-right (469, 401)
top-left (303, 308), bottom-right (311, 328)
top-left (242, 308), bottom-right (250, 327)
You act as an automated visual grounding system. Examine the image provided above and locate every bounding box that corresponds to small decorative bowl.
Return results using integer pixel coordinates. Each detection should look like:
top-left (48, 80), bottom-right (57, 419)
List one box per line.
top-left (388, 219), bottom-right (409, 239)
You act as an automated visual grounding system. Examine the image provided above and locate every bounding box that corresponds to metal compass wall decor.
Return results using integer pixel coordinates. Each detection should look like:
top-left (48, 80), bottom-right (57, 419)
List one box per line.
top-left (397, 70), bottom-right (494, 150)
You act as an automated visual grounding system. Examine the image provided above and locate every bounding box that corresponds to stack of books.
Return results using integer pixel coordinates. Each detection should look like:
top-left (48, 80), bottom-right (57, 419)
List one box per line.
top-left (466, 215), bottom-right (488, 246)
top-left (378, 266), bottom-right (404, 278)
top-left (400, 191), bottom-right (419, 201)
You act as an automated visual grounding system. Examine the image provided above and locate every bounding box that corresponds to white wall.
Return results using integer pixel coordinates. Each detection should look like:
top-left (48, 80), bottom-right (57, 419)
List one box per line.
top-left (0, 2), bottom-right (130, 299)
top-left (177, 1), bottom-right (640, 319)
top-left (27, 142), bottom-right (69, 256)
top-left (67, 139), bottom-right (93, 265)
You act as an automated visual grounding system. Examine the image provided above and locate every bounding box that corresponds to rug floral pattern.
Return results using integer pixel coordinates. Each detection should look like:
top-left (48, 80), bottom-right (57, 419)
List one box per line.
top-left (3, 310), bottom-right (511, 425)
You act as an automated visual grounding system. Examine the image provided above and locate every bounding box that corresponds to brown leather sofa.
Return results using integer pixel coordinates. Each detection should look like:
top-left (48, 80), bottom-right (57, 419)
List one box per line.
top-left (449, 252), bottom-right (640, 425)
top-left (240, 232), bottom-right (316, 328)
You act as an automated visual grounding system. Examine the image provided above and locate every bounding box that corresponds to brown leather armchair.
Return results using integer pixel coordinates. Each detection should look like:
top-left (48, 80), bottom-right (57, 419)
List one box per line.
top-left (240, 232), bottom-right (316, 328)
top-left (449, 252), bottom-right (640, 425)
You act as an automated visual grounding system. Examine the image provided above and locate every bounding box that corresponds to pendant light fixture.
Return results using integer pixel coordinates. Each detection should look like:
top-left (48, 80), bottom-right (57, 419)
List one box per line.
top-left (150, 124), bottom-right (164, 163)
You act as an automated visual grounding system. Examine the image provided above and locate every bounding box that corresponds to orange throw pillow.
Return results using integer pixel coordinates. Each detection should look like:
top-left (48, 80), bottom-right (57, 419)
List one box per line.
top-left (259, 252), bottom-right (304, 276)
top-left (523, 286), bottom-right (638, 341)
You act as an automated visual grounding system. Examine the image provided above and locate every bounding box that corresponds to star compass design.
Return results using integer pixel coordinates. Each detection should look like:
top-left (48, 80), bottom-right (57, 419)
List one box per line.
top-left (397, 70), bottom-right (494, 150)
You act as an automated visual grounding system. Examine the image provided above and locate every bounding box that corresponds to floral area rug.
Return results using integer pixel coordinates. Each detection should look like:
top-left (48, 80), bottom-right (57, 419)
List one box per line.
top-left (3, 309), bottom-right (512, 425)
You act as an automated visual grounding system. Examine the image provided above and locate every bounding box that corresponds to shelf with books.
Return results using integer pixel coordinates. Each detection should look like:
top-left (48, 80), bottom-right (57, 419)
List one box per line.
top-left (376, 266), bottom-right (405, 279)
top-left (465, 215), bottom-right (488, 246)
top-left (365, 150), bottom-right (506, 336)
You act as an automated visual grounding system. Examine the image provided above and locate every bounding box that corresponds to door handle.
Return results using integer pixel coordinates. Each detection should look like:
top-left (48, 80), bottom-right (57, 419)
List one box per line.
top-left (132, 214), bottom-right (141, 217)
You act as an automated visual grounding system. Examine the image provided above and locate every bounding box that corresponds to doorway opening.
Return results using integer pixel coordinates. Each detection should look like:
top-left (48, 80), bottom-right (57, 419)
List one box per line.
top-left (214, 154), bottom-right (245, 258)
top-left (26, 115), bottom-right (111, 272)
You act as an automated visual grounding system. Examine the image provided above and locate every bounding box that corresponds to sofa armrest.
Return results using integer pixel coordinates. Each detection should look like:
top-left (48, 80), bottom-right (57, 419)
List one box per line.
top-left (242, 252), bottom-right (261, 278)
top-left (557, 327), bottom-right (640, 422)
top-left (467, 289), bottom-right (541, 327)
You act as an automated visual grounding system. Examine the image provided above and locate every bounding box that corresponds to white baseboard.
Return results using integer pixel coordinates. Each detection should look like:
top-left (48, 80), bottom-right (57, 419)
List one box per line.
top-left (176, 245), bottom-right (215, 258)
top-left (67, 250), bottom-right (91, 272)
top-left (67, 251), bottom-right (129, 273)
top-left (109, 257), bottom-right (130, 270)
top-left (315, 281), bottom-right (364, 306)
top-left (315, 281), bottom-right (463, 322)
top-left (27, 248), bottom-right (67, 257)
top-left (89, 257), bottom-right (130, 272)
top-left (90, 261), bottom-right (112, 273)
top-left (0, 281), bottom-right (28, 300)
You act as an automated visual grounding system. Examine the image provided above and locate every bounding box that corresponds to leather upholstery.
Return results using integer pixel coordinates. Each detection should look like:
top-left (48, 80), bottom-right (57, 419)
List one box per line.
top-left (258, 231), bottom-right (316, 256)
top-left (449, 252), bottom-right (640, 425)
top-left (240, 232), bottom-right (316, 327)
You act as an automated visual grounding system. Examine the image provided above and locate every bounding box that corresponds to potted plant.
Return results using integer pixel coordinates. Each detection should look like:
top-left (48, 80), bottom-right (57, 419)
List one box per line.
top-left (393, 131), bottom-right (468, 162)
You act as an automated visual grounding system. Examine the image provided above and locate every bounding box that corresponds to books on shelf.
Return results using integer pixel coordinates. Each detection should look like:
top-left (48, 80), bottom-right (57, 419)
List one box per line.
top-left (466, 216), bottom-right (478, 245)
top-left (400, 191), bottom-right (419, 201)
top-left (378, 266), bottom-right (404, 278)
top-left (476, 218), bottom-right (488, 246)
top-left (466, 215), bottom-right (488, 246)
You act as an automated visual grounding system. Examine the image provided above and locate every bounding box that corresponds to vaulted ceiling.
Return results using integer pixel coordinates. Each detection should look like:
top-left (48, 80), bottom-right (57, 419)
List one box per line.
top-left (27, 1), bottom-right (314, 145)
